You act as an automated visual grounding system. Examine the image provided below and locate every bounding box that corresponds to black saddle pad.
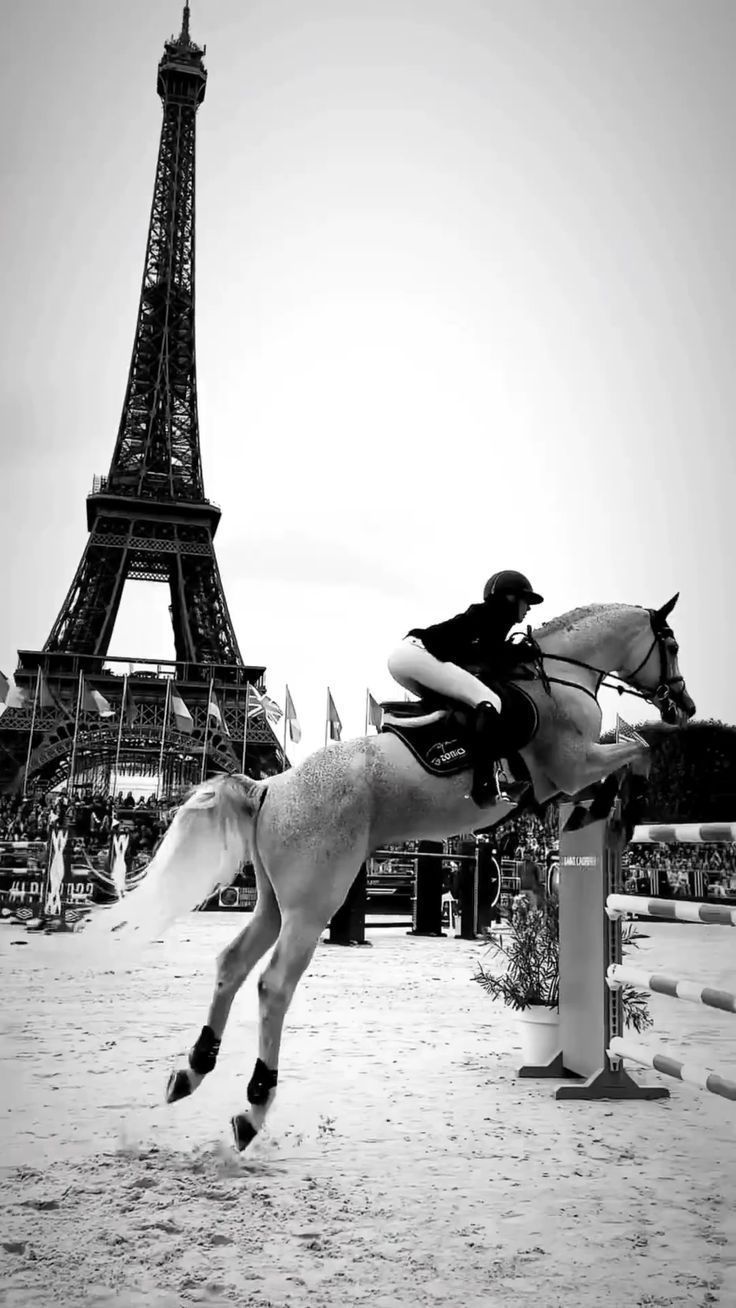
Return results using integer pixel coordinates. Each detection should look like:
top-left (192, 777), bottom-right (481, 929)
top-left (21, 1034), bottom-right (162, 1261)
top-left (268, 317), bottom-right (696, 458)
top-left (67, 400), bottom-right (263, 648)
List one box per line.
top-left (380, 683), bottom-right (538, 779)
top-left (381, 709), bottom-right (471, 777)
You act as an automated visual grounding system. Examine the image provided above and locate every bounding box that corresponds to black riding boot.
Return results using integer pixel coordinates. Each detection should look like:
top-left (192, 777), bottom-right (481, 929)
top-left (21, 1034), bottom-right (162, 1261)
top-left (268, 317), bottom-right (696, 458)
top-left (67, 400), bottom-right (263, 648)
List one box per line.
top-left (470, 701), bottom-right (505, 806)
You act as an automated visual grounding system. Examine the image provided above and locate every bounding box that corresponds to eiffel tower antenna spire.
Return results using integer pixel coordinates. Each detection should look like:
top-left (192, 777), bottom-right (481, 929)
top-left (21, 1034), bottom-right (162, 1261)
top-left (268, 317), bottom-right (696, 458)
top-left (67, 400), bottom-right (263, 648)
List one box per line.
top-left (180, 3), bottom-right (191, 43)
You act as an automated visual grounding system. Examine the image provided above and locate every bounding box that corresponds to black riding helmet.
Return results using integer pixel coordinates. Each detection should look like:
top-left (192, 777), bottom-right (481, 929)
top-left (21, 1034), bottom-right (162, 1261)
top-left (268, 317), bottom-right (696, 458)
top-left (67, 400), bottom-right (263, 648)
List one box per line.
top-left (483, 570), bottom-right (544, 605)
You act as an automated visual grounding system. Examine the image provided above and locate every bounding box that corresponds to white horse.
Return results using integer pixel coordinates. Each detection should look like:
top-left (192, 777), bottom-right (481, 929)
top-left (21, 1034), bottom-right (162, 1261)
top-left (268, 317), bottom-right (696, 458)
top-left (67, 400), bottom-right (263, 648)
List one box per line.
top-left (85, 596), bottom-right (694, 1150)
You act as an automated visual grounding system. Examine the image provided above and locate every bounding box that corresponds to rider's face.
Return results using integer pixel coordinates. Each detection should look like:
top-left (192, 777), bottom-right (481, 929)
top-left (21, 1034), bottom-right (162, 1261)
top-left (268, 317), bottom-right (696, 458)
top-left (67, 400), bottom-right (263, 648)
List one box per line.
top-left (516, 598), bottom-right (530, 622)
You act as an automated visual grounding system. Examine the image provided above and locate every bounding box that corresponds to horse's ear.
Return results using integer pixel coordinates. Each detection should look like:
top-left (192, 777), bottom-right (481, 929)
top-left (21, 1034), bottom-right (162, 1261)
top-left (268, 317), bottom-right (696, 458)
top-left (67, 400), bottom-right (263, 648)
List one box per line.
top-left (655, 593), bottom-right (679, 623)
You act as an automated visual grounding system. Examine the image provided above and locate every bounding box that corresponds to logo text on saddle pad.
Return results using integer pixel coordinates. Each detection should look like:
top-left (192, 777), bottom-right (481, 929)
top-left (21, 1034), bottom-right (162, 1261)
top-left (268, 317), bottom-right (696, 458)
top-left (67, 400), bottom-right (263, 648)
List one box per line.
top-left (380, 709), bottom-right (472, 777)
top-left (426, 741), bottom-right (469, 772)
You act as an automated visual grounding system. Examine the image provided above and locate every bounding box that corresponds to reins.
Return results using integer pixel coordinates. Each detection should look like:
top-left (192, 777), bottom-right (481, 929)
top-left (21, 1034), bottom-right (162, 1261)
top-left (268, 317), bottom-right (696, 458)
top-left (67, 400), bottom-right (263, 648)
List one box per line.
top-left (515, 630), bottom-right (664, 711)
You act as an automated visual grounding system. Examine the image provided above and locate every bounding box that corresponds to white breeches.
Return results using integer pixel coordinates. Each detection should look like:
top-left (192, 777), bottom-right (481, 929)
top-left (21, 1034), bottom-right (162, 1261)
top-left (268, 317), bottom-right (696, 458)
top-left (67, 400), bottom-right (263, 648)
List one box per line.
top-left (387, 637), bottom-right (501, 713)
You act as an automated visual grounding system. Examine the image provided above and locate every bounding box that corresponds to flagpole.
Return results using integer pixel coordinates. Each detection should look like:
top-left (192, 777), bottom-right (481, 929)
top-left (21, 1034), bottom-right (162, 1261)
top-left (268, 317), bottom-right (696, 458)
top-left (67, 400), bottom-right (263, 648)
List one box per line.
top-left (200, 677), bottom-right (214, 783)
top-left (325, 687), bottom-right (329, 748)
top-left (364, 689), bottom-right (369, 735)
top-left (157, 679), bottom-right (172, 802)
top-left (67, 670), bottom-right (84, 797)
top-left (283, 684), bottom-right (288, 757)
top-left (241, 683), bottom-right (250, 774)
top-left (111, 673), bottom-right (128, 800)
top-left (22, 669), bottom-right (41, 800)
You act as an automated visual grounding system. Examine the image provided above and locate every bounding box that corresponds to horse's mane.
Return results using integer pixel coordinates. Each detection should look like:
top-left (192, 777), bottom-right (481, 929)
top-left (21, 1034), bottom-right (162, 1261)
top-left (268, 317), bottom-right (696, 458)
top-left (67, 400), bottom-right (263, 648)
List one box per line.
top-left (534, 602), bottom-right (642, 638)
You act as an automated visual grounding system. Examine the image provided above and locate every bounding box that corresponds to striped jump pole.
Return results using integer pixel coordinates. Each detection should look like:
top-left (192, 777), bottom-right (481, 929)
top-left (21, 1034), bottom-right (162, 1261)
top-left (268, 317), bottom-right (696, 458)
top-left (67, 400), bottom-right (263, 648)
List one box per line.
top-left (631, 822), bottom-right (736, 844)
top-left (606, 894), bottom-right (736, 927)
top-left (522, 792), bottom-right (736, 1104)
top-left (607, 963), bottom-right (736, 1015)
top-left (608, 1036), bottom-right (736, 1104)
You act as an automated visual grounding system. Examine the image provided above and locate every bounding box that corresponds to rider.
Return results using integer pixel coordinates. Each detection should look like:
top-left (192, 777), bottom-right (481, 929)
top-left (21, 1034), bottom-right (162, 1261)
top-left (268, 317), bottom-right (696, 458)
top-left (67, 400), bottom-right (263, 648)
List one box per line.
top-left (387, 570), bottom-right (544, 804)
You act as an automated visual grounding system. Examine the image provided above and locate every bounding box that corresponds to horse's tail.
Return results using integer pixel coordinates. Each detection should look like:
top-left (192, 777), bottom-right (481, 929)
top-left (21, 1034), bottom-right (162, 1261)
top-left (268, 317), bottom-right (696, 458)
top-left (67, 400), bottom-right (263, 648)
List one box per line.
top-left (82, 774), bottom-right (265, 947)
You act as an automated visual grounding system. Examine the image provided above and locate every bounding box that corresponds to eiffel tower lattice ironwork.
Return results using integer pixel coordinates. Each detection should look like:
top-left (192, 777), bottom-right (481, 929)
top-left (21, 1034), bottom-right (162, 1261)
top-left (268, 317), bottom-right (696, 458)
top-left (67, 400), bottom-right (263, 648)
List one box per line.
top-left (0, 5), bottom-right (285, 796)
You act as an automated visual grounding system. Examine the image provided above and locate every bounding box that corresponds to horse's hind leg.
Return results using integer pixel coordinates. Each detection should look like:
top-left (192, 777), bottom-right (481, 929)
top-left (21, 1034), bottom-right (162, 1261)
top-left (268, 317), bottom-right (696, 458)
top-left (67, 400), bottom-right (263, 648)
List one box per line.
top-left (166, 866), bottom-right (281, 1104)
top-left (231, 912), bottom-right (325, 1151)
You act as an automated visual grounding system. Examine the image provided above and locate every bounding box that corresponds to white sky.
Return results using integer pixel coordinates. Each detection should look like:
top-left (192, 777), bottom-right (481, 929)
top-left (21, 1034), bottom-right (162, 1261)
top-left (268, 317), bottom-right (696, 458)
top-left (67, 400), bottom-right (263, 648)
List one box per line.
top-left (1, 0), bottom-right (734, 766)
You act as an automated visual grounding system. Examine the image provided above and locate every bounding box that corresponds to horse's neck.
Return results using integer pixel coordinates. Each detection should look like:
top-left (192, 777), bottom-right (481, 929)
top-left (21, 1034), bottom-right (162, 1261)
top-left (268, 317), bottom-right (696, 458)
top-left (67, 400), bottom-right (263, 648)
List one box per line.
top-left (536, 606), bottom-right (643, 676)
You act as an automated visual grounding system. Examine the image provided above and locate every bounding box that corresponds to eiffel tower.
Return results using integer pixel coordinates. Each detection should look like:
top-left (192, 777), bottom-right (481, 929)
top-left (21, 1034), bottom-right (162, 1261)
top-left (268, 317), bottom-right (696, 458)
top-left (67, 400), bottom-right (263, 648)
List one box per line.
top-left (0, 5), bottom-right (285, 796)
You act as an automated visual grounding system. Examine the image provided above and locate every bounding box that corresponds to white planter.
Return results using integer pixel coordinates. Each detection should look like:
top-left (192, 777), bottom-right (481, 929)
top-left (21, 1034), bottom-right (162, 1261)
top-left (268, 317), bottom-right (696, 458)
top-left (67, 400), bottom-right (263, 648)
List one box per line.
top-left (517, 1005), bottom-right (560, 1066)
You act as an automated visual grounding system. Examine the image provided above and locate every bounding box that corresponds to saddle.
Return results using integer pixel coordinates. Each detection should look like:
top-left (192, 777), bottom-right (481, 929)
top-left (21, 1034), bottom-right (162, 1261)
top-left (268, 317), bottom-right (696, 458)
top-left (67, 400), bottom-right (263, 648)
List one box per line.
top-left (379, 682), bottom-right (539, 808)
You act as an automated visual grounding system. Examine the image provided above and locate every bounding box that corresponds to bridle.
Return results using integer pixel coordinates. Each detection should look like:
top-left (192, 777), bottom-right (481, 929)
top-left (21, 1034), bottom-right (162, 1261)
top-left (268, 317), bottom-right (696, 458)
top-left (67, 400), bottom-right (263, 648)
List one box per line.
top-left (617, 614), bottom-right (686, 718)
top-left (519, 610), bottom-right (685, 716)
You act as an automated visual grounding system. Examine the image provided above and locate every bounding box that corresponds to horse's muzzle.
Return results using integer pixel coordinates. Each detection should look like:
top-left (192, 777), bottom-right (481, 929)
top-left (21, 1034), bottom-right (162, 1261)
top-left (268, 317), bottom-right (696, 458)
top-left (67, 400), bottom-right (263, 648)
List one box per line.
top-left (661, 686), bottom-right (696, 726)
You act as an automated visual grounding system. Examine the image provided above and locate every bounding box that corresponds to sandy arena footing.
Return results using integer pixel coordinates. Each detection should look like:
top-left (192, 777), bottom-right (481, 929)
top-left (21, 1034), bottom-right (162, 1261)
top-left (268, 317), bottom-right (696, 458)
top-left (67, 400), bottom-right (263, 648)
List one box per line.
top-left (1, 914), bottom-right (736, 1307)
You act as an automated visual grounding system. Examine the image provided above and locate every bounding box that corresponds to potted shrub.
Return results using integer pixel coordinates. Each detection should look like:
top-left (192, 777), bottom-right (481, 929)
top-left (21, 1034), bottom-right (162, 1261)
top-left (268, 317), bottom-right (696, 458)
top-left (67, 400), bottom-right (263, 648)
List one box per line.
top-left (472, 894), bottom-right (560, 1065)
top-left (472, 894), bottom-right (652, 1066)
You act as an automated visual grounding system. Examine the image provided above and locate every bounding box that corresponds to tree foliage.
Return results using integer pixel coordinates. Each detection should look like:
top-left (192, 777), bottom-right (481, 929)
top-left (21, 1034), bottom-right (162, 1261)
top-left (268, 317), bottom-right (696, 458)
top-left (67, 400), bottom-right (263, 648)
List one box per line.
top-left (602, 720), bottom-right (736, 822)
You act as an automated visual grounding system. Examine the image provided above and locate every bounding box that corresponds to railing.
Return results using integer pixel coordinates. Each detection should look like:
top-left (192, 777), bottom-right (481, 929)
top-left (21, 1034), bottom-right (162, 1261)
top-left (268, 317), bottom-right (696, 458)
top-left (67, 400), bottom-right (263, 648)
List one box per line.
top-left (16, 649), bottom-right (265, 690)
top-left (89, 474), bottom-right (220, 511)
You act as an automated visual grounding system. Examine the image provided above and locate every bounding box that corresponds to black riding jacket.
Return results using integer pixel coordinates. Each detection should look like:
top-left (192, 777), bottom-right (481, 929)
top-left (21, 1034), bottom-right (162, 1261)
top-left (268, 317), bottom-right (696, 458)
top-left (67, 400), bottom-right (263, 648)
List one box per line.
top-left (407, 599), bottom-right (516, 671)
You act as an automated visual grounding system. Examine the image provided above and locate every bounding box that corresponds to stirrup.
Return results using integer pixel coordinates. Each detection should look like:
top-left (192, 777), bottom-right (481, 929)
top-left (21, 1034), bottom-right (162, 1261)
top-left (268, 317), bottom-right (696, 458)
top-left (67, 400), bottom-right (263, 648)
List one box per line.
top-left (470, 765), bottom-right (508, 807)
top-left (470, 785), bottom-right (510, 808)
top-left (494, 763), bottom-right (513, 804)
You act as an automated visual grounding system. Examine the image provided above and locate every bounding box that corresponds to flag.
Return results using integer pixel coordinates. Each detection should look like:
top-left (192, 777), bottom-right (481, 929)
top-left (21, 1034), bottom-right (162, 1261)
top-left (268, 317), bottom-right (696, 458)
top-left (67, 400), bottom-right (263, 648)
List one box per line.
top-left (170, 683), bottom-right (193, 734)
top-left (81, 675), bottom-right (114, 718)
top-left (123, 681), bottom-right (139, 726)
top-left (245, 684), bottom-right (257, 718)
top-left (285, 685), bottom-right (302, 744)
top-left (326, 688), bottom-right (342, 742)
top-left (615, 714), bottom-right (647, 746)
top-left (0, 672), bottom-right (24, 708)
top-left (367, 690), bottom-right (382, 732)
top-left (38, 671), bottom-right (55, 709)
top-left (247, 685), bottom-right (283, 726)
top-left (207, 687), bottom-right (230, 736)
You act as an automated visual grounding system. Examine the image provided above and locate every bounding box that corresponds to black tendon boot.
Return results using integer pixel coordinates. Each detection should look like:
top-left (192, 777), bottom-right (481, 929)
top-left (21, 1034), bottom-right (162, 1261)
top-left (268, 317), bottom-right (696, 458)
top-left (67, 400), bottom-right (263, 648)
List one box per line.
top-left (470, 702), bottom-right (505, 806)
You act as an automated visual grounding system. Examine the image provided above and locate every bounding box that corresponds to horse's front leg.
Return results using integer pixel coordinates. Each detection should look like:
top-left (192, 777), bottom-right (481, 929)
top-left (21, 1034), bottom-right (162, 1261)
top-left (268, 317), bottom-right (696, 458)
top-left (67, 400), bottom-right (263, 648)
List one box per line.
top-left (559, 738), bottom-right (650, 794)
top-left (166, 885), bottom-right (281, 1104)
top-left (557, 740), bottom-right (650, 832)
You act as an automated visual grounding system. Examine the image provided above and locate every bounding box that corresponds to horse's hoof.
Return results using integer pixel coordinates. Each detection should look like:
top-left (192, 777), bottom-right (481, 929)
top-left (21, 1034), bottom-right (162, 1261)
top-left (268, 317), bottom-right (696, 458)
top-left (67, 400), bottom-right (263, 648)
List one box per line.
top-left (231, 1113), bottom-right (258, 1152)
top-left (166, 1068), bottom-right (195, 1103)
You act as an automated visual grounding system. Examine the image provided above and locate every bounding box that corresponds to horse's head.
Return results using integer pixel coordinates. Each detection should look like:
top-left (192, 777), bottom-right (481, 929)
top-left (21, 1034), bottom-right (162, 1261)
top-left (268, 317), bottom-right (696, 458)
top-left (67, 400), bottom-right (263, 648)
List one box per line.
top-left (627, 594), bottom-right (696, 726)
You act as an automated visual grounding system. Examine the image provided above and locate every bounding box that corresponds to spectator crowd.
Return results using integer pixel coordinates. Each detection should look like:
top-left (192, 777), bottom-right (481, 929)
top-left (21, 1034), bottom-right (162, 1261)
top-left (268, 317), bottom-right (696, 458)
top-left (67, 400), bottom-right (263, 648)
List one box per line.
top-left (0, 790), bottom-right (169, 862)
top-left (2, 789), bottom-right (736, 896)
top-left (493, 808), bottom-right (736, 898)
top-left (621, 840), bottom-right (736, 896)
